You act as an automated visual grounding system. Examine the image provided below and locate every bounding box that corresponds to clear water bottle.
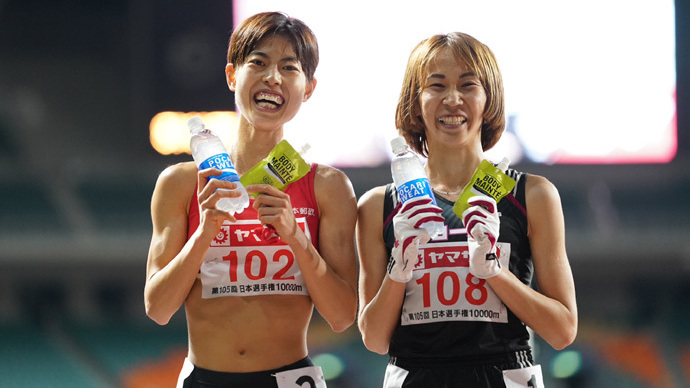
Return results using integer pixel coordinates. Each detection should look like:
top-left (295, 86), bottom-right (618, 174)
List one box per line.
top-left (188, 116), bottom-right (249, 214)
top-left (390, 136), bottom-right (444, 238)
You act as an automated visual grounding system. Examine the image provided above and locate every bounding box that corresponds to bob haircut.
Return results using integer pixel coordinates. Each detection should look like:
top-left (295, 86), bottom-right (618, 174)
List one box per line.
top-left (227, 12), bottom-right (319, 82)
top-left (395, 32), bottom-right (505, 156)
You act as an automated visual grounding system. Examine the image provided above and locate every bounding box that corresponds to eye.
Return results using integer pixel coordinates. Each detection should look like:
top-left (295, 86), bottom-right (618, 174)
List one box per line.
top-left (249, 58), bottom-right (265, 66)
top-left (426, 82), bottom-right (445, 89)
top-left (460, 78), bottom-right (482, 88)
top-left (282, 62), bottom-right (302, 72)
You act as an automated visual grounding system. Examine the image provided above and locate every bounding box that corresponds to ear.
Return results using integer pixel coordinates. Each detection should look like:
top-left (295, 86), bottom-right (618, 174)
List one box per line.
top-left (412, 102), bottom-right (422, 119)
top-left (225, 63), bottom-right (236, 91)
top-left (302, 77), bottom-right (317, 102)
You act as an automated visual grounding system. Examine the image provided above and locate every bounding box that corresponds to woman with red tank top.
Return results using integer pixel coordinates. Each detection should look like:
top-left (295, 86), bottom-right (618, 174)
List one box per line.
top-left (144, 12), bottom-right (357, 388)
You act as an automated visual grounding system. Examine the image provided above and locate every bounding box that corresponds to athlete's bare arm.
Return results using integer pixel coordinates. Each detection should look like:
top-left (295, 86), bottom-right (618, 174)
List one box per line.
top-left (486, 174), bottom-right (578, 350)
top-left (356, 186), bottom-right (407, 354)
top-left (144, 162), bottom-right (238, 325)
top-left (309, 165), bottom-right (358, 331)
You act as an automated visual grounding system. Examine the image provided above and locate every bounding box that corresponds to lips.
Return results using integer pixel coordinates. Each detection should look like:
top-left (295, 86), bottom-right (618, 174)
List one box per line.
top-left (254, 90), bottom-right (284, 110)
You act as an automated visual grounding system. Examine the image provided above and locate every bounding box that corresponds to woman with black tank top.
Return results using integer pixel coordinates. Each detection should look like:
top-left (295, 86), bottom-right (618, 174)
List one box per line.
top-left (356, 32), bottom-right (577, 387)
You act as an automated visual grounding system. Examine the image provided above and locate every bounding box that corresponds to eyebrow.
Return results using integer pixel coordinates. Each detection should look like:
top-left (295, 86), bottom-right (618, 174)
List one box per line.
top-left (249, 51), bottom-right (299, 63)
top-left (427, 71), bottom-right (476, 80)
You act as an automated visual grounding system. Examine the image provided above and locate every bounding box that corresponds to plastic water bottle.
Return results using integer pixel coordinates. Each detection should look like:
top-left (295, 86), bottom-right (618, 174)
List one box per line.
top-left (188, 116), bottom-right (249, 214)
top-left (390, 136), bottom-right (444, 238)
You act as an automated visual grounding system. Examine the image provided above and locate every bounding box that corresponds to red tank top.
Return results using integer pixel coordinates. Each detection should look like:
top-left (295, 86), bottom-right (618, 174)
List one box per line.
top-left (187, 163), bottom-right (320, 251)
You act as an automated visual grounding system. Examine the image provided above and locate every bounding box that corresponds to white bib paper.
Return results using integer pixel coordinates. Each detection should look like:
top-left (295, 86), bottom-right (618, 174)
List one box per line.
top-left (400, 241), bottom-right (510, 325)
top-left (200, 219), bottom-right (310, 299)
top-left (503, 364), bottom-right (544, 388)
top-left (382, 363), bottom-right (409, 388)
top-left (274, 366), bottom-right (327, 388)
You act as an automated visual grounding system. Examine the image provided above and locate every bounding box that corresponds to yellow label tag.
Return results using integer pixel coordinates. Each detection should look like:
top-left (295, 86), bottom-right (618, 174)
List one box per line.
top-left (240, 140), bottom-right (311, 197)
top-left (453, 159), bottom-right (516, 217)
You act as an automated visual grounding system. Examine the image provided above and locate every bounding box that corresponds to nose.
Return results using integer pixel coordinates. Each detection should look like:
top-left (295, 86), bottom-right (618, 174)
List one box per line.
top-left (443, 88), bottom-right (463, 107)
top-left (263, 65), bottom-right (281, 85)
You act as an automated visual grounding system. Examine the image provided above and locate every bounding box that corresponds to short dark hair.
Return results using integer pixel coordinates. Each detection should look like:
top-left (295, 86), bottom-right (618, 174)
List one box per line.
top-left (227, 12), bottom-right (319, 82)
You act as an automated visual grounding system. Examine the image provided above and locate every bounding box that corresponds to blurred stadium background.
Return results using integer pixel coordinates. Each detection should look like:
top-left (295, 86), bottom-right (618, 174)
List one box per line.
top-left (0, 0), bottom-right (689, 387)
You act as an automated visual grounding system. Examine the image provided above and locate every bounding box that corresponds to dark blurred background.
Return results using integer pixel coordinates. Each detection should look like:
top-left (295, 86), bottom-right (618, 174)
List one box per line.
top-left (0, 0), bottom-right (689, 387)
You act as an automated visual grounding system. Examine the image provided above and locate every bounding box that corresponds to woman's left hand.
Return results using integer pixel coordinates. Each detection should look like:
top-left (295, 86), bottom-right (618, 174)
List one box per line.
top-left (245, 184), bottom-right (301, 245)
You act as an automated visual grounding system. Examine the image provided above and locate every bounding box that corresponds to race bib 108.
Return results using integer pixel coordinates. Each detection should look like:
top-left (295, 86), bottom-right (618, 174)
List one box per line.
top-left (400, 241), bottom-right (510, 325)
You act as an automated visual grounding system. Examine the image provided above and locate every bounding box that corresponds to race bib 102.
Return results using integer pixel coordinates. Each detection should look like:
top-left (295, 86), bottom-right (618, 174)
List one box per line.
top-left (199, 219), bottom-right (310, 298)
top-left (400, 241), bottom-right (510, 325)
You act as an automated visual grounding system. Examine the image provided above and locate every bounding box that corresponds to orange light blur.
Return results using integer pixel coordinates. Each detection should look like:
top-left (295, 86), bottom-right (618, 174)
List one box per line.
top-left (149, 111), bottom-right (239, 155)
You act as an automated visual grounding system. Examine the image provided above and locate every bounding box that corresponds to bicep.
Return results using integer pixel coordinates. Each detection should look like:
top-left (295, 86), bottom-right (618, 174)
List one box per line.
top-left (314, 167), bottom-right (358, 283)
top-left (356, 187), bottom-right (389, 307)
top-left (146, 167), bottom-right (193, 280)
top-left (526, 176), bottom-right (576, 308)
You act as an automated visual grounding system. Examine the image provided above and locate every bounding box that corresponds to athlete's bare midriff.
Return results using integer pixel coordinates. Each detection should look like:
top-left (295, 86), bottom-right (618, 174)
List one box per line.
top-left (184, 278), bottom-right (313, 372)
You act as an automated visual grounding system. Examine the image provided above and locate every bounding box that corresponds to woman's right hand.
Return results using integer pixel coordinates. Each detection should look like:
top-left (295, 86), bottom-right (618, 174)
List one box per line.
top-left (196, 168), bottom-right (241, 235)
top-left (389, 197), bottom-right (444, 283)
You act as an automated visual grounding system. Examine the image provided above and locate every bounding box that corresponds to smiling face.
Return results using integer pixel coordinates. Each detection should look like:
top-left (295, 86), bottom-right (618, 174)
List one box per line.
top-left (395, 33), bottom-right (505, 156)
top-left (227, 35), bottom-right (316, 131)
top-left (419, 48), bottom-right (487, 149)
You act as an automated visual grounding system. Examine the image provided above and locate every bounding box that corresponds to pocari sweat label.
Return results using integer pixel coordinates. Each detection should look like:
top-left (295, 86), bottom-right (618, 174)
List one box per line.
top-left (200, 153), bottom-right (240, 183)
top-left (398, 178), bottom-right (437, 205)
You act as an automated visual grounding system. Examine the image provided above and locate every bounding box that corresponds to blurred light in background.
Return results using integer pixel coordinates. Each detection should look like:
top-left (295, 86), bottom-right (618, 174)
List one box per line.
top-left (551, 350), bottom-right (583, 379)
top-left (149, 111), bottom-right (239, 155)
top-left (234, 0), bottom-right (676, 166)
top-left (312, 352), bottom-right (345, 380)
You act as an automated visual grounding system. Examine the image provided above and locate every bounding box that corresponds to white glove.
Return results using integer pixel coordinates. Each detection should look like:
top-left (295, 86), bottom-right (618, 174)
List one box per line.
top-left (461, 196), bottom-right (501, 279)
top-left (388, 197), bottom-right (445, 283)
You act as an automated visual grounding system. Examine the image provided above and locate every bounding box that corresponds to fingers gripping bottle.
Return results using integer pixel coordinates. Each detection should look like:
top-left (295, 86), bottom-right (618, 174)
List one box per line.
top-left (188, 116), bottom-right (249, 215)
top-left (390, 136), bottom-right (444, 238)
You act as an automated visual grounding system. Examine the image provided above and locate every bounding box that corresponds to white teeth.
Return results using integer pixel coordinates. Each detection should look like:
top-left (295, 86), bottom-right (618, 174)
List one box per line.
top-left (255, 91), bottom-right (284, 105)
top-left (439, 116), bottom-right (466, 125)
top-left (257, 101), bottom-right (278, 109)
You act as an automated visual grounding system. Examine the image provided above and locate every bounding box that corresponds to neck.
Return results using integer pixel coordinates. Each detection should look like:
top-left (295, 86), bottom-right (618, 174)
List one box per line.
top-left (425, 143), bottom-right (484, 195)
top-left (230, 118), bottom-right (284, 175)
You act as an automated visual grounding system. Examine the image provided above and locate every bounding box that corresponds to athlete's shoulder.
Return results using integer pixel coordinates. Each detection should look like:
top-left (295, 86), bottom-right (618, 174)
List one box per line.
top-left (522, 173), bottom-right (562, 218)
top-left (524, 173), bottom-right (559, 198)
top-left (312, 163), bottom-right (355, 196)
top-left (153, 161), bottom-right (197, 202)
top-left (313, 163), bottom-right (352, 185)
top-left (358, 185), bottom-right (387, 207)
top-left (158, 161), bottom-right (197, 183)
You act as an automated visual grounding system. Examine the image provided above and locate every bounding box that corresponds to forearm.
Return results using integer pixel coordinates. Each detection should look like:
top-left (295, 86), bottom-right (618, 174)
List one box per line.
top-left (358, 277), bottom-right (406, 354)
top-left (145, 232), bottom-right (210, 325)
top-left (489, 268), bottom-right (577, 349)
top-left (144, 270), bottom-right (192, 325)
top-left (292, 238), bottom-right (357, 332)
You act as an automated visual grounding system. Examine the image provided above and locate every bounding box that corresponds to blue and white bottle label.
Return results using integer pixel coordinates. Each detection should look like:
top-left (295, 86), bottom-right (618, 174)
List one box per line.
top-left (398, 178), bottom-right (436, 205)
top-left (200, 153), bottom-right (240, 183)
